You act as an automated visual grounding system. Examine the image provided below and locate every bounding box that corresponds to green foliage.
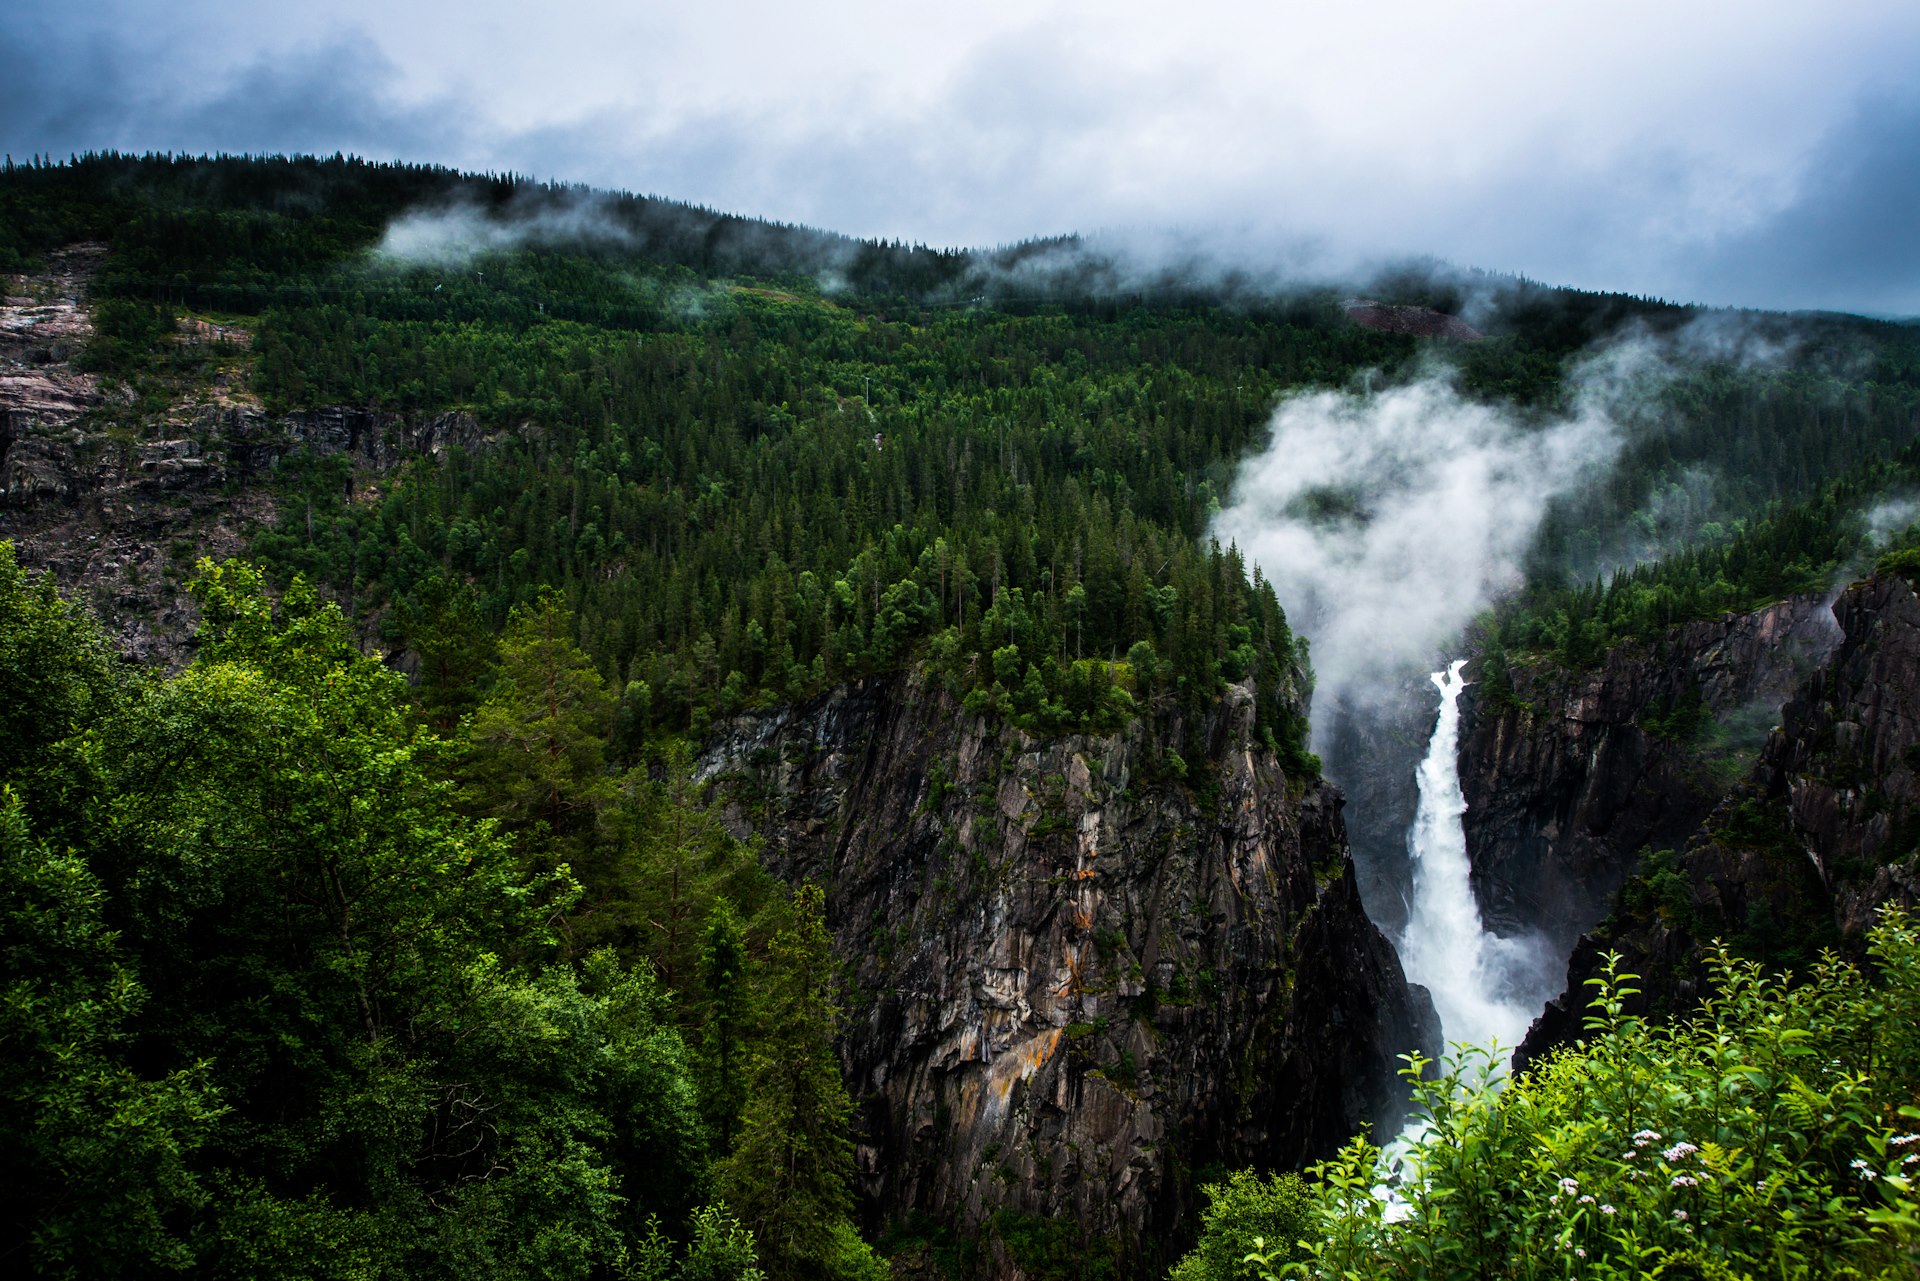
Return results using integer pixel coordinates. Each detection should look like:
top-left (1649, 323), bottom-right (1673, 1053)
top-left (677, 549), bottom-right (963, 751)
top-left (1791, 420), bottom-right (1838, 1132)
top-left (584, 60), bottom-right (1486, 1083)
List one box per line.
top-left (1640, 686), bottom-right (1708, 742)
top-left (1875, 544), bottom-right (1920, 584)
top-left (78, 296), bottom-right (175, 375)
top-left (393, 572), bottom-right (497, 731)
top-left (1615, 847), bottom-right (1699, 933)
top-left (0, 541), bottom-right (122, 796)
top-left (1243, 918), bottom-right (1920, 1280)
top-left (698, 900), bottom-right (751, 1154)
top-left (464, 585), bottom-right (619, 835)
top-left (0, 550), bottom-right (740, 1278)
top-left (627, 1203), bottom-right (767, 1281)
top-left (989, 1209), bottom-right (1117, 1281)
top-left (720, 883), bottom-right (885, 1281)
top-left (0, 786), bottom-right (221, 1278)
top-left (1501, 449), bottom-right (1920, 670)
top-left (1169, 1170), bottom-right (1314, 1281)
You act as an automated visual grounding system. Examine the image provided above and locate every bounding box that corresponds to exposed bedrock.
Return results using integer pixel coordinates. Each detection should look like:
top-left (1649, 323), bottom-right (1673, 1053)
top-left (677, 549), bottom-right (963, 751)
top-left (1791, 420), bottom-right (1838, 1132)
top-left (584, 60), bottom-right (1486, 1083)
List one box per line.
top-left (1513, 576), bottom-right (1920, 1064)
top-left (1457, 593), bottom-right (1841, 958)
top-left (698, 672), bottom-right (1437, 1274)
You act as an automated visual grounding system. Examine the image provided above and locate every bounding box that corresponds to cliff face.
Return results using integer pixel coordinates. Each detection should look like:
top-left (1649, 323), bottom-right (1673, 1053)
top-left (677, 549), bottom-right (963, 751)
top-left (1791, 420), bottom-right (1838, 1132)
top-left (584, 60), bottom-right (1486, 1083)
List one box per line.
top-left (1457, 594), bottom-right (1840, 956)
top-left (1515, 575), bottom-right (1920, 1064)
top-left (698, 672), bottom-right (1437, 1273)
top-left (1755, 574), bottom-right (1920, 938)
top-left (0, 250), bottom-right (497, 663)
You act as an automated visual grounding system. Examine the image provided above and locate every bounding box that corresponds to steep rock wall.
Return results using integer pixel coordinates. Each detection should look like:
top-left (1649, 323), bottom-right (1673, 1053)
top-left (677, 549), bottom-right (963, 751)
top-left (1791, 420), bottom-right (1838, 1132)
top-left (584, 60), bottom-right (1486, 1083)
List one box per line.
top-left (1518, 574), bottom-right (1920, 1063)
top-left (1758, 573), bottom-right (1920, 937)
top-left (698, 672), bottom-right (1437, 1274)
top-left (1457, 594), bottom-right (1840, 956)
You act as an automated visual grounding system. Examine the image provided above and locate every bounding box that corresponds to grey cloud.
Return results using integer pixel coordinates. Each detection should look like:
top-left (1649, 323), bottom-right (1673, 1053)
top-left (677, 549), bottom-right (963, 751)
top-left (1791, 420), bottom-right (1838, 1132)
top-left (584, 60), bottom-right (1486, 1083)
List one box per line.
top-left (1, 12), bottom-right (459, 166)
top-left (7, 6), bottom-right (1920, 316)
top-left (1676, 93), bottom-right (1920, 316)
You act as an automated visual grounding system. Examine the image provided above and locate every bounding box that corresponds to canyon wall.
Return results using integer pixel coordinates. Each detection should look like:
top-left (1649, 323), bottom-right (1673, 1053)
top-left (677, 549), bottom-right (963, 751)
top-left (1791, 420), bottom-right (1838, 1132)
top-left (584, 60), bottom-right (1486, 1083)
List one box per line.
top-left (698, 672), bottom-right (1438, 1273)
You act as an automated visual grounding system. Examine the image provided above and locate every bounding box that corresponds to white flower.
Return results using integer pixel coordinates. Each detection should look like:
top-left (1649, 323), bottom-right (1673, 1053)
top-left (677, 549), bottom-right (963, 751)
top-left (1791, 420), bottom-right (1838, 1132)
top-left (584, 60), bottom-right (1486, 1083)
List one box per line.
top-left (1600, 1204), bottom-right (1617, 1216)
top-left (1575, 1247), bottom-right (1587, 1259)
top-left (1579, 1194), bottom-right (1596, 1205)
top-left (1673, 1209), bottom-right (1689, 1221)
top-left (1671, 1174), bottom-right (1698, 1189)
top-left (1891, 1132), bottom-right (1920, 1148)
top-left (1633, 1129), bottom-right (1662, 1145)
top-left (1662, 1142), bottom-right (1698, 1162)
top-left (1559, 1177), bottom-right (1580, 1194)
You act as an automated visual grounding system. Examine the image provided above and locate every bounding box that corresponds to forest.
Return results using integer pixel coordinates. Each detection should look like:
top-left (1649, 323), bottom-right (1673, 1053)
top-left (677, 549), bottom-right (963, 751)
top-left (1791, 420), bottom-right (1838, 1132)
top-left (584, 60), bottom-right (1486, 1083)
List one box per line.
top-left (6, 152), bottom-right (1920, 1279)
top-left (1, 543), bottom-right (898, 1279)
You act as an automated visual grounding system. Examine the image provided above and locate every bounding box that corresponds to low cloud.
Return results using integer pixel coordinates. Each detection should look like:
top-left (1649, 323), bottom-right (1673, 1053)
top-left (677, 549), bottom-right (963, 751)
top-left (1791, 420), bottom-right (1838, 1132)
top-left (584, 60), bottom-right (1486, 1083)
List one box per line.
top-left (374, 195), bottom-right (637, 266)
top-left (1867, 496), bottom-right (1920, 547)
top-left (8, 4), bottom-right (1920, 314)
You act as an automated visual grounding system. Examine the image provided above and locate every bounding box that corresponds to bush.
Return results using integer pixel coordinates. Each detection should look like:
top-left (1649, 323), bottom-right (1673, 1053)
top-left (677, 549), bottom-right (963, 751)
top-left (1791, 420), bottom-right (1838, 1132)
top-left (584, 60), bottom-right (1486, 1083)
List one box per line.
top-left (1170, 1171), bottom-right (1313, 1280)
top-left (1239, 912), bottom-right (1920, 1280)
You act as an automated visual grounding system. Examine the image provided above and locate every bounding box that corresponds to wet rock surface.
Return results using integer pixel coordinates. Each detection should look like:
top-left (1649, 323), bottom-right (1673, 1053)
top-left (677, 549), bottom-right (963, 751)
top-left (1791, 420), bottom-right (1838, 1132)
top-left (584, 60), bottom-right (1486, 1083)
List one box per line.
top-left (699, 672), bottom-right (1437, 1273)
top-left (1515, 576), bottom-right (1920, 1065)
top-left (1458, 594), bottom-right (1841, 956)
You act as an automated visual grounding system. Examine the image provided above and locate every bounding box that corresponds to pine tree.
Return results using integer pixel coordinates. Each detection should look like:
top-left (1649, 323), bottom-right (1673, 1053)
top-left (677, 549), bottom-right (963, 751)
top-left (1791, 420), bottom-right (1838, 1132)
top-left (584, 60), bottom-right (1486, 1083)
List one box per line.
top-left (465, 587), bottom-right (616, 835)
top-left (698, 899), bottom-right (750, 1153)
top-left (719, 884), bottom-right (884, 1281)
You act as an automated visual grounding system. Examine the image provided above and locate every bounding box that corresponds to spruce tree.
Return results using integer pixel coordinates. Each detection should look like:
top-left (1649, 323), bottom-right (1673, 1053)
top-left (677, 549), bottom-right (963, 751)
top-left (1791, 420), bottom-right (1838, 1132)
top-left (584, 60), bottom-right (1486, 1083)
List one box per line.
top-left (719, 883), bottom-right (884, 1281)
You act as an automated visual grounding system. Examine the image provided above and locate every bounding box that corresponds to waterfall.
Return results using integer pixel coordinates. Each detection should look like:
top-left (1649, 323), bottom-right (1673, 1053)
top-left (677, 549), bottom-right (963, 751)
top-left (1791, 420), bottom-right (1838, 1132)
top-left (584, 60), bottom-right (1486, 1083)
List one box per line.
top-left (1395, 659), bottom-right (1543, 1060)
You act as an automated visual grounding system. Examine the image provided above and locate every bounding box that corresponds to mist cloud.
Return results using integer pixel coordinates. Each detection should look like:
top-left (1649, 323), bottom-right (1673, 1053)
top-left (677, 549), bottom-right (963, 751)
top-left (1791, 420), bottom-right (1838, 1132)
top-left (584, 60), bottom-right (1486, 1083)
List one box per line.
top-left (1213, 378), bottom-right (1620, 722)
top-left (375, 197), bottom-right (637, 266)
top-left (1867, 497), bottom-right (1920, 547)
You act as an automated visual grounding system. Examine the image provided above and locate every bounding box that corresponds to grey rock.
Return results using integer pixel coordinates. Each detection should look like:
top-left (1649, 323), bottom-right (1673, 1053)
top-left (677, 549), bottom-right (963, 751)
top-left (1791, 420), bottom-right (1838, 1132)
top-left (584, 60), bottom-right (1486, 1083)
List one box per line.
top-left (699, 670), bottom-right (1436, 1271)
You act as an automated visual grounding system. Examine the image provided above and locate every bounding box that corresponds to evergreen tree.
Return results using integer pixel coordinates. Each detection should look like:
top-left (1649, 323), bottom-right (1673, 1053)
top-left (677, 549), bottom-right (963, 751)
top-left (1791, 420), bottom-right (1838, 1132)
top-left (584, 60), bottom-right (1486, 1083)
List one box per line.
top-left (720, 884), bottom-right (885, 1281)
top-left (465, 587), bottom-right (617, 836)
top-left (698, 899), bottom-right (751, 1154)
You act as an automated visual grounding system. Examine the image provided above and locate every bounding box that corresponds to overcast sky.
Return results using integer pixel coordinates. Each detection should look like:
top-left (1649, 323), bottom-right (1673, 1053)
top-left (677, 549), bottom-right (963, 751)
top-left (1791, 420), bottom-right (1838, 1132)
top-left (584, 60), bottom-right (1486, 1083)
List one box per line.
top-left (6, 1), bottom-right (1919, 315)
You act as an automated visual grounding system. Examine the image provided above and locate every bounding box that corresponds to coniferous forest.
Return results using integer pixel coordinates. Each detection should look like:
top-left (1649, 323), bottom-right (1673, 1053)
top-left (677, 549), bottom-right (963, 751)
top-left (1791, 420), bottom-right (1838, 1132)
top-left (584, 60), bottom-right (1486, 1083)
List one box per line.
top-left (5, 152), bottom-right (1920, 1279)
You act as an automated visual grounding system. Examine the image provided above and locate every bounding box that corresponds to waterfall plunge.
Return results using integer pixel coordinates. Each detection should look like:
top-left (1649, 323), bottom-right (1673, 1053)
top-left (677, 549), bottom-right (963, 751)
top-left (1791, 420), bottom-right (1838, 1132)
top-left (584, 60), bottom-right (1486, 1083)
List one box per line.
top-left (1396, 660), bottom-right (1545, 1059)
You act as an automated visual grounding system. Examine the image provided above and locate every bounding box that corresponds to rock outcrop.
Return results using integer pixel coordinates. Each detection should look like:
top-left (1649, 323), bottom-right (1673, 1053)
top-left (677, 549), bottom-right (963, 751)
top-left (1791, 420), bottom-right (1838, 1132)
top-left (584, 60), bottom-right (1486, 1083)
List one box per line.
top-left (0, 245), bottom-right (503, 664)
top-left (1457, 594), bottom-right (1840, 956)
top-left (1758, 573), bottom-right (1920, 938)
top-left (1514, 575), bottom-right (1920, 1064)
top-left (1342, 299), bottom-right (1482, 341)
top-left (698, 672), bottom-right (1437, 1274)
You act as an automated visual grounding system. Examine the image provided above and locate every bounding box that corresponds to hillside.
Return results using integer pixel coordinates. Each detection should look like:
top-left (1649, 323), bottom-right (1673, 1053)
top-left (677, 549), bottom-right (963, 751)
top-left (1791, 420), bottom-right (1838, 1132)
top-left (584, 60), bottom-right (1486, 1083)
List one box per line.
top-left (6, 151), bottom-right (1920, 1280)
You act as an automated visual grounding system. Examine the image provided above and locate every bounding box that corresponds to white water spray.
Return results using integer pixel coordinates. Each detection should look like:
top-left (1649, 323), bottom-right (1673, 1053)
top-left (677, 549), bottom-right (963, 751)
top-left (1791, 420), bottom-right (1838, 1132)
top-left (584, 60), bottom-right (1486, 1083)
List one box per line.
top-left (1396, 660), bottom-right (1544, 1058)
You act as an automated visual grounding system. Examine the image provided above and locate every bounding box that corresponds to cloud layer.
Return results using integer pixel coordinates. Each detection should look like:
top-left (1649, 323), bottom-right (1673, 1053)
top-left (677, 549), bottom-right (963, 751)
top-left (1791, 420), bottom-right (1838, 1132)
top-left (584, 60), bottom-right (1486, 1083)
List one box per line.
top-left (6, 2), bottom-right (1920, 313)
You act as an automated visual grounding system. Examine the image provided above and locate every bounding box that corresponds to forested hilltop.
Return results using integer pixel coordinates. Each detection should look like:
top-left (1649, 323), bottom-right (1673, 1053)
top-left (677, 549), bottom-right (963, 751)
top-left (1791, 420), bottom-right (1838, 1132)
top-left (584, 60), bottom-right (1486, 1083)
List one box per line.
top-left (6, 152), bottom-right (1920, 1280)
top-left (8, 152), bottom-right (1920, 748)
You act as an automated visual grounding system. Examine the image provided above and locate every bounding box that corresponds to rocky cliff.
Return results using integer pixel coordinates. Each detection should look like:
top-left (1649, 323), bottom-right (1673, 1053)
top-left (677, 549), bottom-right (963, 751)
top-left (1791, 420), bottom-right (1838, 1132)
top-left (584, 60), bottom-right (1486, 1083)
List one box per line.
top-left (1514, 574), bottom-right (1920, 1063)
top-left (1457, 594), bottom-right (1841, 957)
top-left (0, 247), bottom-right (499, 663)
top-left (697, 671), bottom-right (1438, 1275)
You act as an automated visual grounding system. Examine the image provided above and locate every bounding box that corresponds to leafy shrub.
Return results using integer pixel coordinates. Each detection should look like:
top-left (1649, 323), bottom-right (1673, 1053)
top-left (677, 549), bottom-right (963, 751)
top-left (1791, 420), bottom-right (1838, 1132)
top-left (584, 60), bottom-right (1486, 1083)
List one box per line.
top-left (1170, 1170), bottom-right (1314, 1280)
top-left (1237, 913), bottom-right (1920, 1280)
